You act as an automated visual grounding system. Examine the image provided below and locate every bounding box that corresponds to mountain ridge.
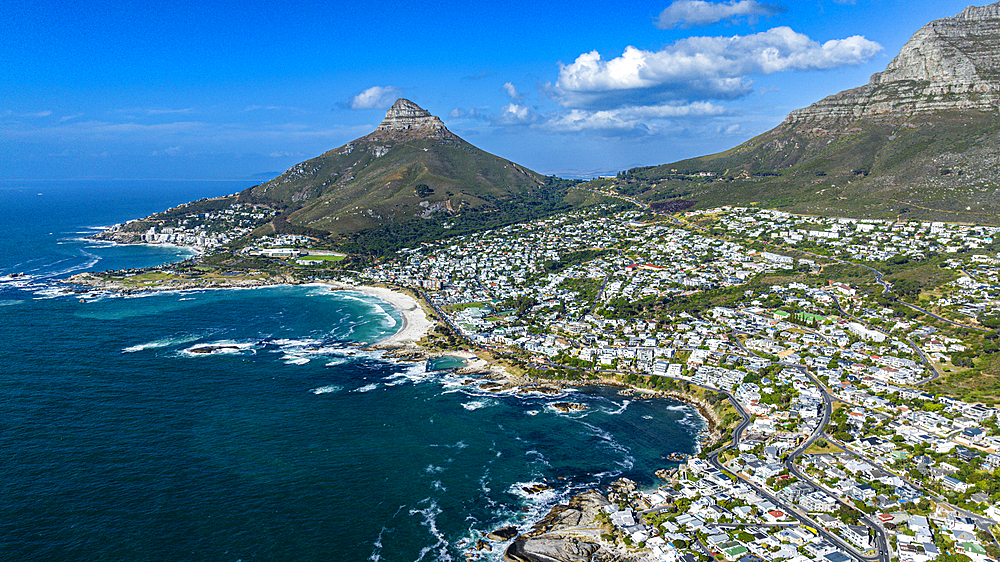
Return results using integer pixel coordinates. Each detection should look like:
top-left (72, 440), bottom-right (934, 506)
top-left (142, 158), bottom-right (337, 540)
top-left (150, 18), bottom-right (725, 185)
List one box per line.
top-left (614, 1), bottom-right (1000, 224)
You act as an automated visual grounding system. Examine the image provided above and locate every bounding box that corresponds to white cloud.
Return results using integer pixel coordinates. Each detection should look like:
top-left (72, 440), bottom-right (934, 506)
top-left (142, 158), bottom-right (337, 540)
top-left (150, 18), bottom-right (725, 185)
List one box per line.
top-left (553, 27), bottom-right (881, 108)
top-left (348, 86), bottom-right (400, 110)
top-left (1, 109), bottom-right (54, 119)
top-left (656, 0), bottom-right (784, 29)
top-left (493, 103), bottom-right (540, 126)
top-left (503, 82), bottom-right (524, 102)
top-left (113, 107), bottom-right (194, 116)
top-left (541, 102), bottom-right (730, 135)
top-left (449, 107), bottom-right (486, 120)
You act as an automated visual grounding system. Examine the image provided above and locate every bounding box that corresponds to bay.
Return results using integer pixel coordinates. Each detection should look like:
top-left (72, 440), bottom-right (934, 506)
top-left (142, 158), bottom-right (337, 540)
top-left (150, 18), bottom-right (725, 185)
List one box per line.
top-left (0, 180), bottom-right (702, 561)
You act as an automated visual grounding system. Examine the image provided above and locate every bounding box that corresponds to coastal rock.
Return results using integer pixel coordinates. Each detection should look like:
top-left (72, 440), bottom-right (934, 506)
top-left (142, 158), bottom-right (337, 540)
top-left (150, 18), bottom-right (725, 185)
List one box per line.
top-left (503, 538), bottom-right (599, 562)
top-left (188, 344), bottom-right (242, 354)
top-left (503, 491), bottom-right (613, 562)
top-left (551, 402), bottom-right (586, 413)
top-left (521, 483), bottom-right (552, 495)
top-left (516, 384), bottom-right (562, 395)
top-left (488, 526), bottom-right (520, 541)
top-left (606, 478), bottom-right (637, 506)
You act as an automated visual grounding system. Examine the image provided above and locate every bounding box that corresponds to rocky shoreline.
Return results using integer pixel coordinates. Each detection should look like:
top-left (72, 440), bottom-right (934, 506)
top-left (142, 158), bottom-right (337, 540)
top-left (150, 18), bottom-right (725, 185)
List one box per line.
top-left (63, 271), bottom-right (302, 293)
top-left (66, 270), bottom-right (713, 562)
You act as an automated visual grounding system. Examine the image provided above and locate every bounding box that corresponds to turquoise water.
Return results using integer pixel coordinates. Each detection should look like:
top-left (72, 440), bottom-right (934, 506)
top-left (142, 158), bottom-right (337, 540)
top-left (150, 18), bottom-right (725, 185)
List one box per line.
top-left (0, 181), bottom-right (702, 561)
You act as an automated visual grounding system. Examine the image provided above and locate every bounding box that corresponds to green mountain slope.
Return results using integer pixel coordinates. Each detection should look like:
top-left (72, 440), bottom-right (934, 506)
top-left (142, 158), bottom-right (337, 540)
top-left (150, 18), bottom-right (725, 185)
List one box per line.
top-left (237, 99), bottom-right (551, 236)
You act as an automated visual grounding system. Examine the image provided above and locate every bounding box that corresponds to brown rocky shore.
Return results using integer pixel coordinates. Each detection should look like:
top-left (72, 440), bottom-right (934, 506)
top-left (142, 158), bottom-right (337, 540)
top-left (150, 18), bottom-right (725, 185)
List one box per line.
top-left (500, 491), bottom-right (622, 562)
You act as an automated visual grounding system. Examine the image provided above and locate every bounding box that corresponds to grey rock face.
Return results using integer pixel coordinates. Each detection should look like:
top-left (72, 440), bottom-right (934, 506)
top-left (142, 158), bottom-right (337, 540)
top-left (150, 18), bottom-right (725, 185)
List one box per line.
top-left (373, 99), bottom-right (449, 136)
top-left (503, 491), bottom-right (614, 562)
top-left (787, 2), bottom-right (1000, 123)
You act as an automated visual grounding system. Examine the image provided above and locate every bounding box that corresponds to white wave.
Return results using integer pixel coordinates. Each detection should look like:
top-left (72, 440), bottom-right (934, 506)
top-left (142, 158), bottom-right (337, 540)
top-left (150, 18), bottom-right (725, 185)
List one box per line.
top-left (677, 412), bottom-right (706, 432)
top-left (47, 250), bottom-right (101, 278)
top-left (604, 399), bottom-right (630, 416)
top-left (333, 291), bottom-right (400, 331)
top-left (324, 358), bottom-right (349, 367)
top-left (0, 299), bottom-right (24, 306)
top-left (408, 500), bottom-right (450, 562)
top-left (643, 415), bottom-right (653, 420)
top-left (271, 337), bottom-right (324, 348)
top-left (32, 285), bottom-right (75, 299)
top-left (425, 464), bottom-right (445, 474)
top-left (577, 419), bottom-right (634, 471)
top-left (310, 385), bottom-right (342, 395)
top-left (461, 400), bottom-right (490, 411)
top-left (284, 357), bottom-right (310, 365)
top-left (122, 334), bottom-right (202, 353)
top-left (507, 481), bottom-right (559, 504)
top-left (60, 236), bottom-right (116, 248)
top-left (369, 526), bottom-right (388, 562)
top-left (354, 383), bottom-right (379, 393)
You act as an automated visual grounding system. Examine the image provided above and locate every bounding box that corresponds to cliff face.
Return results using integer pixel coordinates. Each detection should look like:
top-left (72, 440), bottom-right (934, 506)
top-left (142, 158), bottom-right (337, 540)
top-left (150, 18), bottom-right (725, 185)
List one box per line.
top-left (787, 2), bottom-right (1000, 123)
top-left (367, 98), bottom-right (452, 140)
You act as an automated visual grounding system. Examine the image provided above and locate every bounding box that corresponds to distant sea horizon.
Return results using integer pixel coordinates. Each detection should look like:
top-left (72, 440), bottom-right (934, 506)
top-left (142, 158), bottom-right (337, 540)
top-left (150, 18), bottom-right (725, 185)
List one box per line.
top-left (0, 179), bottom-right (701, 561)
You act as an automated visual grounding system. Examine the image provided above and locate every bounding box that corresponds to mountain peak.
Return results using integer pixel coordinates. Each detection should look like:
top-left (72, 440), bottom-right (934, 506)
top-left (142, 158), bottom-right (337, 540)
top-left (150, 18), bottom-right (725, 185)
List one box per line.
top-left (787, 2), bottom-right (1000, 123)
top-left (370, 98), bottom-right (451, 140)
top-left (957, 1), bottom-right (1000, 20)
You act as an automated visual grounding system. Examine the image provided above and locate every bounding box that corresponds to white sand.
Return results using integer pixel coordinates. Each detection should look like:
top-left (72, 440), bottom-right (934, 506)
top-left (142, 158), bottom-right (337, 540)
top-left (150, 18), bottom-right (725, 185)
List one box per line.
top-left (327, 283), bottom-right (435, 347)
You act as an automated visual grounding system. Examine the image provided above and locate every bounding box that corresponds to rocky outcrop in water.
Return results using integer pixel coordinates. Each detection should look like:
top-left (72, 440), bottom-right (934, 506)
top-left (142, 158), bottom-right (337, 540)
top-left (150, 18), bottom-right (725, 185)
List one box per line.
top-left (787, 2), bottom-right (1000, 123)
top-left (503, 491), bottom-right (615, 562)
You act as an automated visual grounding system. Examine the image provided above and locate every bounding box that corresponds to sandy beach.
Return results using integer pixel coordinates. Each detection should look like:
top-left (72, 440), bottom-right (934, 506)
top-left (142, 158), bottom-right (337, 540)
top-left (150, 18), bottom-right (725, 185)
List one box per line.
top-left (326, 282), bottom-right (435, 347)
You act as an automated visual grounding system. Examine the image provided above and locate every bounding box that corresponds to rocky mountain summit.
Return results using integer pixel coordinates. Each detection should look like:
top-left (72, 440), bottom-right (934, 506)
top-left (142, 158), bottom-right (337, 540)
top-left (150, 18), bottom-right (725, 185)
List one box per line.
top-left (368, 98), bottom-right (452, 140)
top-left (788, 2), bottom-right (1000, 123)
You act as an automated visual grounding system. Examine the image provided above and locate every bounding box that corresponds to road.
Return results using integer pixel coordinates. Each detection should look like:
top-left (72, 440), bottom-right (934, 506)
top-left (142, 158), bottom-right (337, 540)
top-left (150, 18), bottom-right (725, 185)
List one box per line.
top-left (888, 295), bottom-right (988, 333)
top-left (783, 369), bottom-right (892, 562)
top-left (823, 433), bottom-right (1000, 531)
top-left (698, 378), bottom-right (886, 562)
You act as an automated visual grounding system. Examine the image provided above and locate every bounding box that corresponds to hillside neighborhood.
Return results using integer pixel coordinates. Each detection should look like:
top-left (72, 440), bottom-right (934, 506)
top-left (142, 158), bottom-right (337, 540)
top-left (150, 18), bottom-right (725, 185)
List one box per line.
top-left (354, 205), bottom-right (1000, 562)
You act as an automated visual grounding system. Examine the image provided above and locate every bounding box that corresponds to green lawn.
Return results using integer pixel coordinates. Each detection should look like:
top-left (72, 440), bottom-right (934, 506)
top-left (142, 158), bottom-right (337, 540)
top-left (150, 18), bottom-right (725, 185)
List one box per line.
top-left (298, 254), bottom-right (345, 262)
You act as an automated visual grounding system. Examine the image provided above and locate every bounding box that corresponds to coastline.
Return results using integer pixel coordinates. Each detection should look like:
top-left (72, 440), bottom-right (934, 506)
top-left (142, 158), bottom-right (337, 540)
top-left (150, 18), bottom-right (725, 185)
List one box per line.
top-left (325, 282), bottom-right (435, 348)
top-left (62, 267), bottom-right (716, 562)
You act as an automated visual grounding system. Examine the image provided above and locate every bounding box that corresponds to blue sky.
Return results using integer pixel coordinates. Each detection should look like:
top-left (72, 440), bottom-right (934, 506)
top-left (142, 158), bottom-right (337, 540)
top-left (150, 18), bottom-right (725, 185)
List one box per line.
top-left (0, 0), bottom-right (983, 180)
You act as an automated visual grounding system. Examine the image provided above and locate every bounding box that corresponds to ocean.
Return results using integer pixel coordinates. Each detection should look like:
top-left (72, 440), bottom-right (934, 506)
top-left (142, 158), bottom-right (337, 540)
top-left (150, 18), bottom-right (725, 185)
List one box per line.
top-left (0, 180), bottom-right (702, 562)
